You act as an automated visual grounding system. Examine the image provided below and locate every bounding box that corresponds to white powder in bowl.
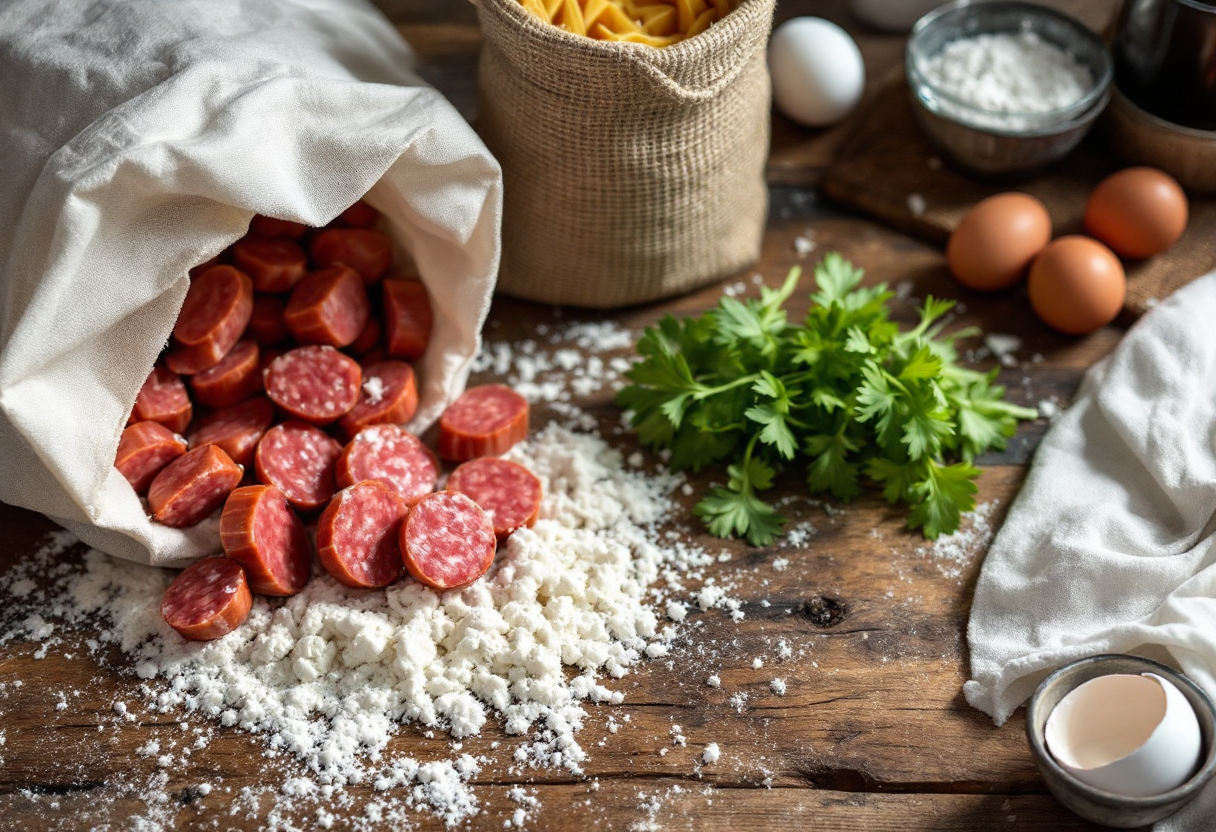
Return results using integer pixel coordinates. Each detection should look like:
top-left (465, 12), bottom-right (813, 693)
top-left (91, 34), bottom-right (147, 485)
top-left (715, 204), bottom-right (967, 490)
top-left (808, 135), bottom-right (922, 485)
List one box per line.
top-left (920, 32), bottom-right (1094, 129)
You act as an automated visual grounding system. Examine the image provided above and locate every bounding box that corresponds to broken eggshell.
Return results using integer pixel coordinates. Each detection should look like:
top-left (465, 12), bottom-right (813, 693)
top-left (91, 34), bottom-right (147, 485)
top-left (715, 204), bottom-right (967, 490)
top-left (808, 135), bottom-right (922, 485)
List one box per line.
top-left (1045, 672), bottom-right (1201, 797)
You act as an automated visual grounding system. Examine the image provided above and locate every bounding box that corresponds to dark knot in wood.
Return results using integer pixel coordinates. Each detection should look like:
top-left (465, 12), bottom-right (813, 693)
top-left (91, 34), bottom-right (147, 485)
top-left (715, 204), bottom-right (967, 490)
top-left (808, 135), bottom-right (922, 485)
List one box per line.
top-left (802, 595), bottom-right (848, 628)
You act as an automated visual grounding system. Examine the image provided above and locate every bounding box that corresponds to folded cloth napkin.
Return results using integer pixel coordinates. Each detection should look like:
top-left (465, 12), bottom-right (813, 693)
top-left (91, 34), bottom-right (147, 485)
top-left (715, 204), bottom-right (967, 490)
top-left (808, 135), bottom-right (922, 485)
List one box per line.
top-left (966, 273), bottom-right (1216, 829)
top-left (0, 0), bottom-right (502, 567)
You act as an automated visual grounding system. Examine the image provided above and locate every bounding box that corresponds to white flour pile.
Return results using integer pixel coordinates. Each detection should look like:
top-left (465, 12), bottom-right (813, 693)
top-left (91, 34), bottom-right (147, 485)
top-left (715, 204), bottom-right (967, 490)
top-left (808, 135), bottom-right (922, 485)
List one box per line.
top-left (1, 421), bottom-right (740, 828)
top-left (920, 31), bottom-right (1094, 129)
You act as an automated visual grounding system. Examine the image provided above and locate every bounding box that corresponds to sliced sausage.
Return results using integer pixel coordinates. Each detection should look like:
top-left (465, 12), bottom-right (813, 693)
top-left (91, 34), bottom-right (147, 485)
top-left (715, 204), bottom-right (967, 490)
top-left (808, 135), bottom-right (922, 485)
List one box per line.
top-left (189, 339), bottom-right (260, 409)
top-left (188, 396), bottom-right (274, 468)
top-left (400, 492), bottom-right (496, 591)
top-left (247, 294), bottom-right (290, 346)
top-left (446, 458), bottom-right (542, 539)
top-left (316, 481), bottom-right (406, 589)
top-left (264, 346), bottom-right (362, 425)
top-left (337, 361), bottom-right (418, 439)
top-left (438, 385), bottom-right (529, 461)
top-left (335, 200), bottom-right (379, 229)
top-left (347, 315), bottom-right (382, 356)
top-left (148, 444), bottom-right (243, 528)
top-left (283, 266), bottom-right (370, 348)
top-left (166, 265), bottom-right (254, 375)
top-left (383, 279), bottom-right (432, 362)
top-left (115, 421), bottom-right (189, 495)
top-left (161, 557), bottom-right (252, 641)
top-left (254, 421), bottom-right (342, 511)
top-left (220, 484), bottom-right (312, 596)
top-left (335, 424), bottom-right (437, 505)
top-left (249, 215), bottom-right (308, 239)
top-left (231, 237), bottom-right (308, 293)
top-left (189, 254), bottom-right (223, 280)
top-left (310, 228), bottom-right (392, 284)
top-left (130, 365), bottom-right (192, 434)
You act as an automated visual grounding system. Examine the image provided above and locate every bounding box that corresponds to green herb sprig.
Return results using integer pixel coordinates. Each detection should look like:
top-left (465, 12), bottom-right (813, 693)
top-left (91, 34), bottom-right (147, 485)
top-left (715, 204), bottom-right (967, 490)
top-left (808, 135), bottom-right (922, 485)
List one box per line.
top-left (617, 254), bottom-right (1037, 545)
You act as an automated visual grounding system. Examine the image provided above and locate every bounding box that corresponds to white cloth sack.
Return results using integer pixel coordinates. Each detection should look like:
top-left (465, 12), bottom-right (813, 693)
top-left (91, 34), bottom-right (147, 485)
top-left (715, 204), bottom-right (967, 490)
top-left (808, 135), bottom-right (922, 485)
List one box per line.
top-left (966, 273), bottom-right (1216, 830)
top-left (0, 0), bottom-right (502, 567)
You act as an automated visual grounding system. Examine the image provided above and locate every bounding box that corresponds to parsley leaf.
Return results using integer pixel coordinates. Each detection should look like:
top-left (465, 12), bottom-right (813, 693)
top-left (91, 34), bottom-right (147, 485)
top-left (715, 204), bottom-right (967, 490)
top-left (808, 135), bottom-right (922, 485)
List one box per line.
top-left (617, 255), bottom-right (1037, 544)
top-left (694, 455), bottom-right (786, 546)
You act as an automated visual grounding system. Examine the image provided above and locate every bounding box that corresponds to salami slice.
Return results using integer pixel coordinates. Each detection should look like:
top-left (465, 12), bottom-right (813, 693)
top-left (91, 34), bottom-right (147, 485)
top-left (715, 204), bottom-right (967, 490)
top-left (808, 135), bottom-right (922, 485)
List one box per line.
top-left (232, 236), bottom-right (308, 293)
top-left (148, 444), bottom-right (243, 528)
top-left (283, 266), bottom-right (370, 348)
top-left (264, 346), bottom-right (362, 425)
top-left (438, 385), bottom-right (529, 461)
top-left (130, 365), bottom-right (192, 434)
top-left (220, 485), bottom-right (312, 596)
top-left (400, 492), bottom-right (496, 591)
top-left (334, 424), bottom-right (437, 505)
top-left (348, 315), bottom-right (382, 356)
top-left (335, 200), bottom-right (379, 229)
top-left (189, 339), bottom-right (260, 409)
top-left (310, 228), bottom-right (392, 284)
top-left (160, 557), bottom-right (252, 641)
top-left (247, 294), bottom-right (290, 346)
top-left (316, 481), bottom-right (406, 589)
top-left (337, 361), bottom-right (419, 439)
top-left (189, 254), bottom-right (223, 280)
top-left (254, 421), bottom-right (342, 511)
top-left (188, 396), bottom-right (275, 468)
top-left (249, 215), bottom-right (308, 239)
top-left (446, 458), bottom-right (542, 539)
top-left (167, 265), bottom-right (254, 375)
top-left (115, 421), bottom-right (188, 495)
top-left (383, 279), bottom-right (432, 362)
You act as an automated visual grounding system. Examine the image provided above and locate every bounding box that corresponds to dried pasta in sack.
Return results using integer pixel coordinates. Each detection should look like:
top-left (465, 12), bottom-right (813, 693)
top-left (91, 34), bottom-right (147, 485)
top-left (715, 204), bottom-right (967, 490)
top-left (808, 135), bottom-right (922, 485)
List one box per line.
top-left (474, 0), bottom-right (774, 308)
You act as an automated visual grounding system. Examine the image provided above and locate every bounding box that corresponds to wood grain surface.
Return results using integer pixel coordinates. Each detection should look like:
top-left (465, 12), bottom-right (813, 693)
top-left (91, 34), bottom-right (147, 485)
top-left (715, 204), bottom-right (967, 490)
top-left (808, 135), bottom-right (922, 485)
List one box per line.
top-left (0, 1), bottom-right (1166, 830)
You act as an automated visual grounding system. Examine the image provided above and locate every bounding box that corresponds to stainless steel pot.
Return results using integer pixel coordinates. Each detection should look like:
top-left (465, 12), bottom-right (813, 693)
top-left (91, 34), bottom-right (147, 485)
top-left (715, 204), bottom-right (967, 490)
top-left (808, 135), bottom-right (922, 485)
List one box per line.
top-left (1113, 0), bottom-right (1216, 130)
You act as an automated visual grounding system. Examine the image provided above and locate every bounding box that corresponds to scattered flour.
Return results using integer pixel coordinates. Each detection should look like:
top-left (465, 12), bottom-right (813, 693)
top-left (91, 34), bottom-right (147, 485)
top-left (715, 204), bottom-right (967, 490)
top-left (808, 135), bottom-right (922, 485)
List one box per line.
top-left (915, 501), bottom-right (999, 581)
top-left (0, 423), bottom-right (745, 829)
top-left (983, 333), bottom-right (1023, 368)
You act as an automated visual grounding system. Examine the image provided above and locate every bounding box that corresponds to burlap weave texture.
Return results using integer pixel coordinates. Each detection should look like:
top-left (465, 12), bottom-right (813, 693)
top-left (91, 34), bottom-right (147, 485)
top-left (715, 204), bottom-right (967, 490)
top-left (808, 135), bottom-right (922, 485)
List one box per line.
top-left (474, 0), bottom-right (775, 308)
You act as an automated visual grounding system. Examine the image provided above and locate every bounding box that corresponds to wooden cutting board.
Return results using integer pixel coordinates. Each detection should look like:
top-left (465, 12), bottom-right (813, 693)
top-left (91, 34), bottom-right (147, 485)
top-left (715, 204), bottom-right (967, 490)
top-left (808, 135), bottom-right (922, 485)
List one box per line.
top-left (821, 76), bottom-right (1216, 318)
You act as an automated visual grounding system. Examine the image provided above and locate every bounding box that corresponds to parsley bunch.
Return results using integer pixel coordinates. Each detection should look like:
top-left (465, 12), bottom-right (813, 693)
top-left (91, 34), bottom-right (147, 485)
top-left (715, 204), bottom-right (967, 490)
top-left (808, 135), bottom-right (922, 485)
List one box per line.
top-left (617, 254), bottom-right (1037, 545)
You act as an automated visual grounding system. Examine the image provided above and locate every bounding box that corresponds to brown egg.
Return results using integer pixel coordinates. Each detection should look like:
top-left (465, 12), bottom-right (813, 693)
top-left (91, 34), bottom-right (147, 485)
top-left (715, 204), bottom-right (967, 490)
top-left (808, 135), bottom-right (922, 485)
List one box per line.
top-left (1085, 167), bottom-right (1188, 259)
top-left (947, 193), bottom-right (1052, 291)
top-left (1028, 236), bottom-right (1126, 335)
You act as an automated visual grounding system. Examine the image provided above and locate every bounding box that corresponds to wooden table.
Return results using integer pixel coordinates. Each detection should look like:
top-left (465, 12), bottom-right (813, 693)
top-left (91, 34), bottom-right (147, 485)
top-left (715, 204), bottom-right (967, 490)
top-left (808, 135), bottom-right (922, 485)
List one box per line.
top-left (0, 1), bottom-right (1136, 829)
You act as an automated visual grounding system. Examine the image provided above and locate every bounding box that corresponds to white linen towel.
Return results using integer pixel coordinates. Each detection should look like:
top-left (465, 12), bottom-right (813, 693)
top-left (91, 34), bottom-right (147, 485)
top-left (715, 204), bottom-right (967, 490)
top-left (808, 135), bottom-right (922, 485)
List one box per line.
top-left (966, 273), bottom-right (1216, 829)
top-left (0, 0), bottom-right (502, 567)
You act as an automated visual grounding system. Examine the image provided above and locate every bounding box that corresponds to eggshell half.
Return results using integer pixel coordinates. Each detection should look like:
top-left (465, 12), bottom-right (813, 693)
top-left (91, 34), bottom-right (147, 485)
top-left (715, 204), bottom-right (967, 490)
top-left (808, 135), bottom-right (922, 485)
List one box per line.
top-left (1045, 673), bottom-right (1201, 797)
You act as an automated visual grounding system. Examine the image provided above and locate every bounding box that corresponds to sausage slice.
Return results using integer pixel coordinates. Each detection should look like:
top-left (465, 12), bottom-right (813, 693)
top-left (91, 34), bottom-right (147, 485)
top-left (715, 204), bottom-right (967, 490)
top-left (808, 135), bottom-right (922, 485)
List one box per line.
top-left (400, 492), bottom-right (496, 591)
top-left (221, 485), bottom-right (312, 596)
top-left (161, 557), bottom-right (252, 641)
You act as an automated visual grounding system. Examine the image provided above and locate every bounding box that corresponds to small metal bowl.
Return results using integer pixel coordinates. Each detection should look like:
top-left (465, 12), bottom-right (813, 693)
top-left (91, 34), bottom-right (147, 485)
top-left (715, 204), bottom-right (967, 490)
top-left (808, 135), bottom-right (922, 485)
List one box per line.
top-left (1026, 654), bottom-right (1216, 828)
top-left (906, 1), bottom-right (1113, 177)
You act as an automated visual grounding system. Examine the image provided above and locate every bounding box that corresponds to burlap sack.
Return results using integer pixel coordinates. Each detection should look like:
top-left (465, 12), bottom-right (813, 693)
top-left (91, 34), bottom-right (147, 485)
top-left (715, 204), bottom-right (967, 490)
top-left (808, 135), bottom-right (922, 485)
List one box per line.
top-left (473, 0), bottom-right (775, 309)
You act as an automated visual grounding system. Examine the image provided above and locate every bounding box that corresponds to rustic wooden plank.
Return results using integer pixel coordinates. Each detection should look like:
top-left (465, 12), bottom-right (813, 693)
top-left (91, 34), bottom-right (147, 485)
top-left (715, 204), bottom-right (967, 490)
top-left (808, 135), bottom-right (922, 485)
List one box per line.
top-left (0, 208), bottom-right (1126, 830)
top-left (0, 780), bottom-right (1129, 831)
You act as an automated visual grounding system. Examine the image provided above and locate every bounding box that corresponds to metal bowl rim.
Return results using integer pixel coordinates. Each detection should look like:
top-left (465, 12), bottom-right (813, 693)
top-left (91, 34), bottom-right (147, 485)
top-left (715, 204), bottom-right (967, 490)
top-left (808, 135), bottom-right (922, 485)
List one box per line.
top-left (906, 0), bottom-right (1114, 128)
top-left (1025, 653), bottom-right (1216, 807)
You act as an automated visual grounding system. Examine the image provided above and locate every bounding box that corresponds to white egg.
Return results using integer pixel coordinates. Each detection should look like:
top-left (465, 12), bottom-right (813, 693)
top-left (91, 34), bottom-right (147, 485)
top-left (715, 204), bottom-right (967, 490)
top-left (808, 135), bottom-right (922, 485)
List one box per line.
top-left (768, 17), bottom-right (866, 128)
top-left (1045, 672), bottom-right (1202, 797)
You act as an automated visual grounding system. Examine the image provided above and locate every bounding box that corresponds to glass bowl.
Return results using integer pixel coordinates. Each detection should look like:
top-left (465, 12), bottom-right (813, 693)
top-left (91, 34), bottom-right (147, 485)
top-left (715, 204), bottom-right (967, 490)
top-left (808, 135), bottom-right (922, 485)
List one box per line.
top-left (906, 0), bottom-right (1113, 177)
